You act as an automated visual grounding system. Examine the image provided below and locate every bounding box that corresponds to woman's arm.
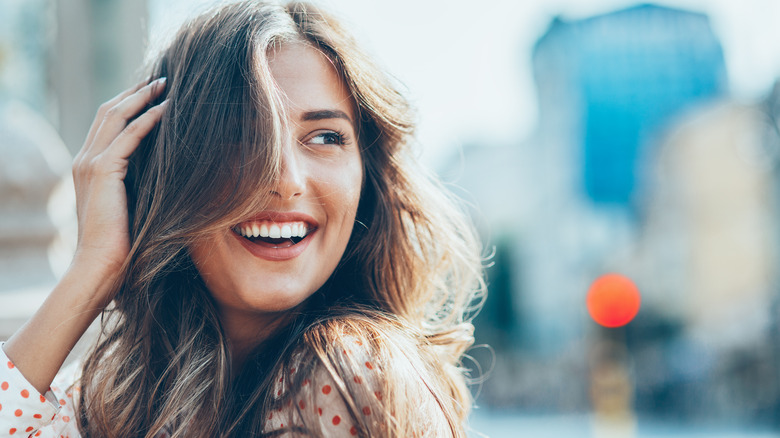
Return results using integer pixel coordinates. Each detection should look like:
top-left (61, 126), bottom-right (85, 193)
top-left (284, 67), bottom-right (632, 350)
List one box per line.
top-left (2, 78), bottom-right (167, 395)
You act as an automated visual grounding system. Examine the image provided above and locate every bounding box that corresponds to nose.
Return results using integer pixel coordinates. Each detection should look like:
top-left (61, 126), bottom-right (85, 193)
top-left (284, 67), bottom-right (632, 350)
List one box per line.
top-left (271, 143), bottom-right (305, 200)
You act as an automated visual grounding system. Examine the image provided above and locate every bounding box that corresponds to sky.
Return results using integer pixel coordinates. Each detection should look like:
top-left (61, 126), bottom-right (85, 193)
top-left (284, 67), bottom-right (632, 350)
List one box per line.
top-left (149, 0), bottom-right (780, 164)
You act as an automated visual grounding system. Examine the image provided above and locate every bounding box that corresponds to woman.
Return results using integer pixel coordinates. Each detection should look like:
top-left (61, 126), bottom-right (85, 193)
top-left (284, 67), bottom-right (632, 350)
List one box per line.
top-left (0, 1), bottom-right (485, 436)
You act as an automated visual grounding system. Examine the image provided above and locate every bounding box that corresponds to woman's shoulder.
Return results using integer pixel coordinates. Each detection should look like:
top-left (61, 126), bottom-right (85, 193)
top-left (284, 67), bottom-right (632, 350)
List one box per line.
top-left (264, 311), bottom-right (462, 436)
top-left (53, 359), bottom-right (83, 394)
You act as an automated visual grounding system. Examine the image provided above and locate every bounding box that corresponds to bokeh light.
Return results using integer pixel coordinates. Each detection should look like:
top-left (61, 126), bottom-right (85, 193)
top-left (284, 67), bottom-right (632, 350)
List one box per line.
top-left (586, 274), bottom-right (641, 328)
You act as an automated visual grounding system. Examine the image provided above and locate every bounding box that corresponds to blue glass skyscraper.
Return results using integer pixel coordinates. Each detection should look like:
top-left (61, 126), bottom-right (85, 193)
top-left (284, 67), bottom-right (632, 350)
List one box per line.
top-left (533, 4), bottom-right (728, 207)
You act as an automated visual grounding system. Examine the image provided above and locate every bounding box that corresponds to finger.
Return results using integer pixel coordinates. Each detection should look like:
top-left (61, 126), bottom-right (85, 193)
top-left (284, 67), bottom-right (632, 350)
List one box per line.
top-left (89, 77), bottom-right (167, 156)
top-left (83, 79), bottom-right (150, 151)
top-left (106, 99), bottom-right (169, 161)
top-left (73, 79), bottom-right (164, 200)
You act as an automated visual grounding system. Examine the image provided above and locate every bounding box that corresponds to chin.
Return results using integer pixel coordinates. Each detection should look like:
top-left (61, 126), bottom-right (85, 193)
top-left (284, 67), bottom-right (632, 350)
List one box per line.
top-left (240, 282), bottom-right (320, 313)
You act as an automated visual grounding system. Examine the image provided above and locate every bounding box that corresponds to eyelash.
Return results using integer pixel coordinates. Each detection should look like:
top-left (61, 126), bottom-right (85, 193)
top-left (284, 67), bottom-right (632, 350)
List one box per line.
top-left (308, 130), bottom-right (349, 146)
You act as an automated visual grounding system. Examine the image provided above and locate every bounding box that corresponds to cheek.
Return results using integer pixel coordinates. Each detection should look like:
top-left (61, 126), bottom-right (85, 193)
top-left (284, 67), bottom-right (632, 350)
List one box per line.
top-left (346, 156), bottom-right (364, 208)
top-left (343, 168), bottom-right (363, 220)
top-left (343, 171), bottom-right (363, 212)
top-left (318, 157), bottom-right (363, 216)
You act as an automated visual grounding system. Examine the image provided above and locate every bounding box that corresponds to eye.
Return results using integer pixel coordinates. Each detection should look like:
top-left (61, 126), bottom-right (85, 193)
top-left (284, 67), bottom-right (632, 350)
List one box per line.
top-left (308, 131), bottom-right (345, 146)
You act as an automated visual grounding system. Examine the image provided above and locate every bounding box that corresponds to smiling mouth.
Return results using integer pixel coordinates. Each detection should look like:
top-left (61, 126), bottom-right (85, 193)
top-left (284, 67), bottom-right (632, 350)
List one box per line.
top-left (232, 221), bottom-right (313, 248)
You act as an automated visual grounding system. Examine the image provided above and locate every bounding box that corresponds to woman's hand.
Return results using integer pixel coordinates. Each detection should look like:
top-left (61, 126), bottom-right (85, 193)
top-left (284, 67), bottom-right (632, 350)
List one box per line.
top-left (2, 79), bottom-right (167, 394)
top-left (71, 78), bottom-right (168, 300)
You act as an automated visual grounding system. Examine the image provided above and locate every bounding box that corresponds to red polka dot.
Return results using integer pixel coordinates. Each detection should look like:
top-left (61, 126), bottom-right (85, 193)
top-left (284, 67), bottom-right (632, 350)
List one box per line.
top-left (302, 379), bottom-right (310, 386)
top-left (365, 361), bottom-right (373, 370)
top-left (322, 385), bottom-right (331, 395)
top-left (279, 376), bottom-right (284, 383)
top-left (33, 414), bottom-right (42, 419)
top-left (277, 389), bottom-right (282, 396)
top-left (14, 409), bottom-right (22, 417)
top-left (9, 428), bottom-right (16, 435)
top-left (374, 391), bottom-right (383, 400)
top-left (290, 367), bottom-right (296, 374)
top-left (350, 426), bottom-right (358, 435)
top-left (332, 415), bottom-right (341, 425)
top-left (63, 415), bottom-right (70, 422)
top-left (280, 423), bottom-right (284, 428)
top-left (21, 389), bottom-right (29, 398)
top-left (318, 407), bottom-right (323, 416)
top-left (298, 400), bottom-right (306, 409)
top-left (7, 361), bottom-right (14, 369)
top-left (354, 376), bottom-right (362, 384)
top-left (25, 427), bottom-right (33, 433)
top-left (35, 432), bottom-right (41, 437)
top-left (362, 406), bottom-right (371, 415)
top-left (59, 399), bottom-right (66, 406)
top-left (1, 381), bottom-right (8, 390)
top-left (268, 412), bottom-right (273, 420)
top-left (39, 395), bottom-right (46, 403)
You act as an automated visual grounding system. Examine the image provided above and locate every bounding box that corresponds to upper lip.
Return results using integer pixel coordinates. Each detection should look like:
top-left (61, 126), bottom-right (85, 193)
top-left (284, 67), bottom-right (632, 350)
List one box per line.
top-left (234, 211), bottom-right (319, 228)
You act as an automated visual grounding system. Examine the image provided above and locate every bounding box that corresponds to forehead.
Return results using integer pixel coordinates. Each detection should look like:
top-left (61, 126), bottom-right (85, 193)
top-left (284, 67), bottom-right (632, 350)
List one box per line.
top-left (267, 42), bottom-right (355, 120)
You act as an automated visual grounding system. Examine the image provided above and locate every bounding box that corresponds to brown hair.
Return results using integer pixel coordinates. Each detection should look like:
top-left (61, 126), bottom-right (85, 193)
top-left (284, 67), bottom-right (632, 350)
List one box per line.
top-left (78, 2), bottom-right (485, 437)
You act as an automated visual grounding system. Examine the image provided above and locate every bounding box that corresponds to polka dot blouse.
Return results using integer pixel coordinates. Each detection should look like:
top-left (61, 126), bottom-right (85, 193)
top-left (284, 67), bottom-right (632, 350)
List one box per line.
top-left (0, 346), bottom-right (79, 437)
top-left (0, 343), bottom-right (381, 437)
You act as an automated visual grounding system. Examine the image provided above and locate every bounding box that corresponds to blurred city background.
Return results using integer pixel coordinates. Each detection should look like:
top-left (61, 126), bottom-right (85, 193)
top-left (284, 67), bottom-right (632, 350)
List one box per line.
top-left (2, 0), bottom-right (780, 437)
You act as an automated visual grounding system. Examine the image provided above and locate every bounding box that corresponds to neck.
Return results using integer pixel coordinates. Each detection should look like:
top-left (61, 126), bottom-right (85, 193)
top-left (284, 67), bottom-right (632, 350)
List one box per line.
top-left (220, 308), bottom-right (290, 374)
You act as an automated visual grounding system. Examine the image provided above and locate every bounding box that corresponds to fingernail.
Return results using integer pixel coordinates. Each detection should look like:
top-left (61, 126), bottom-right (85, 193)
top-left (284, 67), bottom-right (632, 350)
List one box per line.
top-left (157, 77), bottom-right (167, 84)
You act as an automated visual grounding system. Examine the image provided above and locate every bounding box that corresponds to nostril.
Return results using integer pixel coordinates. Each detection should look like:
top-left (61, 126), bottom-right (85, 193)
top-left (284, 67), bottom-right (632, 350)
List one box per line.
top-left (269, 188), bottom-right (303, 199)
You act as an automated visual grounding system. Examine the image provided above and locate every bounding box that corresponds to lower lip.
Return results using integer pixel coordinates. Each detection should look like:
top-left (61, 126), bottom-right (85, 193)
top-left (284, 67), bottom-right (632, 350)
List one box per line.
top-left (231, 230), bottom-right (315, 261)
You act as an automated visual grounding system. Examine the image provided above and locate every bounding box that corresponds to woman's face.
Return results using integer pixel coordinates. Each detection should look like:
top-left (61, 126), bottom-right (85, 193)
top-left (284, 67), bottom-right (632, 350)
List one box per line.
top-left (189, 42), bottom-right (363, 322)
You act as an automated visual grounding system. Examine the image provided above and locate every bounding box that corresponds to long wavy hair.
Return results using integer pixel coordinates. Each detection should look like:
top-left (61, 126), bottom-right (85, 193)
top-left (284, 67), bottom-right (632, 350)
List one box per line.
top-left (77, 2), bottom-right (485, 437)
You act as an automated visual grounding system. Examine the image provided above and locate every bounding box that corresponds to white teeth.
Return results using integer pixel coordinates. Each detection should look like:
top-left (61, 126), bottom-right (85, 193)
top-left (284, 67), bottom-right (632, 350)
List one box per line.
top-left (237, 221), bottom-right (310, 239)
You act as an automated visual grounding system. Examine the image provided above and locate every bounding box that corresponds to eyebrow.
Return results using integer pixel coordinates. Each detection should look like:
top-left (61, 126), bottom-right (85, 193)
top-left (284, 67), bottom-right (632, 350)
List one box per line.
top-left (301, 109), bottom-right (353, 124)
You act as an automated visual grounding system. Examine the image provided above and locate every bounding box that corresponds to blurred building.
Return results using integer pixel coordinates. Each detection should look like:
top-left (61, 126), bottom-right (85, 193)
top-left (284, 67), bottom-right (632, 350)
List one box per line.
top-left (625, 89), bottom-right (780, 423)
top-left (504, 3), bottom-right (726, 354)
top-left (441, 4), bottom-right (780, 420)
top-left (535, 5), bottom-right (727, 208)
top-left (528, 4), bottom-right (727, 354)
top-left (640, 102), bottom-right (778, 347)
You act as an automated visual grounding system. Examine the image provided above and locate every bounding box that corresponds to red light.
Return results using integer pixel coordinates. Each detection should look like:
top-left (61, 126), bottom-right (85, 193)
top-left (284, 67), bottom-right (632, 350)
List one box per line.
top-left (586, 274), bottom-right (641, 328)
